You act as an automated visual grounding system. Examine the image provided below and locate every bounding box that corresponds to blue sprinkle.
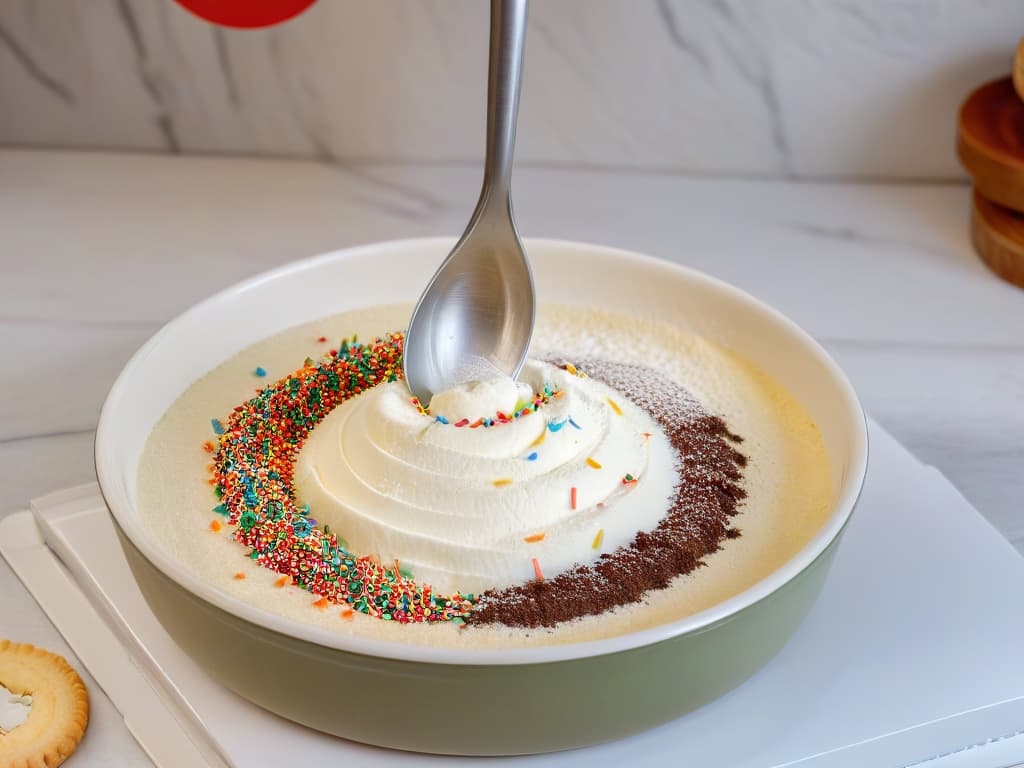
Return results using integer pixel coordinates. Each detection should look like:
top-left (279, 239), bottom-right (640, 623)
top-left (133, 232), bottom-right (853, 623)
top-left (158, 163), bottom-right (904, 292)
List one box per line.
top-left (254, 367), bottom-right (267, 377)
top-left (526, 452), bottom-right (538, 461)
top-left (435, 415), bottom-right (449, 424)
top-left (212, 503), bottom-right (228, 516)
top-left (211, 418), bottom-right (225, 435)
top-left (568, 417), bottom-right (582, 430)
top-left (547, 419), bottom-right (567, 432)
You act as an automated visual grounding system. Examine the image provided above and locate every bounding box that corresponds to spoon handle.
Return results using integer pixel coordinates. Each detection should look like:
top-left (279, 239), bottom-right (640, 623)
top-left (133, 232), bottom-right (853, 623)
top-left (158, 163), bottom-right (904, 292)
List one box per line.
top-left (481, 0), bottom-right (529, 207)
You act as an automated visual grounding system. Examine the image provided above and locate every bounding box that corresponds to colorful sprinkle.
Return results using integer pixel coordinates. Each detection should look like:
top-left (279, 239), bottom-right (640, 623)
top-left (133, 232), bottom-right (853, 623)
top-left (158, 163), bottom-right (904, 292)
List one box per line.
top-left (210, 332), bottom-right (474, 624)
top-left (571, 486), bottom-right (578, 510)
top-left (592, 529), bottom-right (605, 550)
top-left (493, 478), bottom-right (513, 487)
top-left (565, 363), bottom-right (578, 376)
top-left (212, 503), bottom-right (228, 516)
top-left (622, 473), bottom-right (638, 486)
top-left (523, 532), bottom-right (546, 543)
top-left (607, 397), bottom-right (623, 416)
top-left (233, 572), bottom-right (246, 580)
top-left (340, 608), bottom-right (354, 619)
top-left (202, 441), bottom-right (215, 453)
top-left (532, 558), bottom-right (544, 581)
top-left (313, 596), bottom-right (329, 610)
top-left (586, 457), bottom-right (602, 469)
top-left (526, 451), bottom-right (538, 461)
top-left (569, 417), bottom-right (582, 430)
top-left (254, 367), bottom-right (267, 378)
top-left (548, 419), bottom-right (568, 432)
top-left (211, 418), bottom-right (225, 435)
top-left (414, 388), bottom-right (560, 427)
top-left (530, 430), bottom-right (547, 447)
top-left (317, 336), bottom-right (328, 343)
top-left (209, 519), bottom-right (223, 532)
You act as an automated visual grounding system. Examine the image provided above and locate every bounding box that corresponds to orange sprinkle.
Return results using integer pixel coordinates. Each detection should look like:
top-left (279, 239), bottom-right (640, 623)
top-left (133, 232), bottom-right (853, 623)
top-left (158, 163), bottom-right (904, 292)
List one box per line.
top-left (523, 532), bottom-right (546, 543)
top-left (643, 432), bottom-right (652, 441)
top-left (207, 477), bottom-right (217, 485)
top-left (571, 486), bottom-right (578, 510)
top-left (469, 418), bottom-right (484, 428)
top-left (552, 389), bottom-right (565, 398)
top-left (208, 519), bottom-right (222, 532)
top-left (340, 609), bottom-right (354, 620)
top-left (606, 397), bottom-right (623, 416)
top-left (313, 596), bottom-right (329, 610)
top-left (530, 430), bottom-right (547, 447)
top-left (393, 559), bottom-right (403, 584)
top-left (565, 363), bottom-right (578, 376)
top-left (206, 463), bottom-right (215, 472)
top-left (493, 478), bottom-right (513, 487)
top-left (592, 529), bottom-right (605, 550)
top-left (233, 572), bottom-right (246, 580)
top-left (274, 576), bottom-right (290, 588)
top-left (532, 557), bottom-right (544, 581)
top-left (202, 441), bottom-right (215, 453)
top-left (586, 457), bottom-right (602, 469)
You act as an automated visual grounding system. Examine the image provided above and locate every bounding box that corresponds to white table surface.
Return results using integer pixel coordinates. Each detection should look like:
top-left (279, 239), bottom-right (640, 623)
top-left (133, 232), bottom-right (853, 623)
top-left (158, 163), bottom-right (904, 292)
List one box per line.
top-left (1, 149), bottom-right (1022, 766)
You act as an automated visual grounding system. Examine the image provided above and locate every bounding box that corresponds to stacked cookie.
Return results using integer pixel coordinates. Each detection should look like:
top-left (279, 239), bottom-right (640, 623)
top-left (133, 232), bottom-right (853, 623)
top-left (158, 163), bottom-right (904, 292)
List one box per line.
top-left (957, 40), bottom-right (1024, 289)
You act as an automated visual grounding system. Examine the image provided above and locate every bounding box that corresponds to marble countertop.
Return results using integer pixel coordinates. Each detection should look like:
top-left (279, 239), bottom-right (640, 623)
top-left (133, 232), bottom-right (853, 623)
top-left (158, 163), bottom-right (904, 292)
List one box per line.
top-left (1, 149), bottom-right (1022, 764)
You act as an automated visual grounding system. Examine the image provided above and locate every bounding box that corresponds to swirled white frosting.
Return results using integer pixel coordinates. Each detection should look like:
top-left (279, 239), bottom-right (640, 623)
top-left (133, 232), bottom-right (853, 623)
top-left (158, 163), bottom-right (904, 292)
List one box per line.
top-left (294, 359), bottom-right (676, 594)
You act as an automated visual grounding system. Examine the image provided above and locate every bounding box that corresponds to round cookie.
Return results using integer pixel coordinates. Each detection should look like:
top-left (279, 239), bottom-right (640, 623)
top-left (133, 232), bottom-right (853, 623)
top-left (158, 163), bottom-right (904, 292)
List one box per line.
top-left (0, 640), bottom-right (89, 768)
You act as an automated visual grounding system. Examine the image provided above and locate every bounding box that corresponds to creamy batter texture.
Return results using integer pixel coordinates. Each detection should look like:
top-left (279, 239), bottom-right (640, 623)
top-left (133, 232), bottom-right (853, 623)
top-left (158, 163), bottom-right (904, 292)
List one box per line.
top-left (137, 303), bottom-right (832, 648)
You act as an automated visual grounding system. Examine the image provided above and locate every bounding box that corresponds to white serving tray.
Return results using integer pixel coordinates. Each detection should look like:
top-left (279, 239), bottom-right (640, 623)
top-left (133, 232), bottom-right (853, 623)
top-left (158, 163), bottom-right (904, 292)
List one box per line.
top-left (2, 419), bottom-right (1024, 767)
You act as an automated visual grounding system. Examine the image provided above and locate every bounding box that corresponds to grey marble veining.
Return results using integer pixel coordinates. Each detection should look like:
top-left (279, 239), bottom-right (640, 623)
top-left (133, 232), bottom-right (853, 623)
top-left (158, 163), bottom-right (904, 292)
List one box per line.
top-left (1, 1), bottom-right (1022, 178)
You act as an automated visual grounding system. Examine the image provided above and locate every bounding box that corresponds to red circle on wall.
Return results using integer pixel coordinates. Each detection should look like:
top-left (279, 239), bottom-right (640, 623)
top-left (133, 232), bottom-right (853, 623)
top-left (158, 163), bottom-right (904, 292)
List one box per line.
top-left (174, 0), bottom-right (318, 29)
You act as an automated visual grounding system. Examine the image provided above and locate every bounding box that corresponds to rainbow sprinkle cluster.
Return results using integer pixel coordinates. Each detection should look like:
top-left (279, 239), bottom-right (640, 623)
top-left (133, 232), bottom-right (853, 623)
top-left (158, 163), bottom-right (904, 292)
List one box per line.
top-left (410, 383), bottom-right (562, 428)
top-left (209, 332), bottom-right (474, 623)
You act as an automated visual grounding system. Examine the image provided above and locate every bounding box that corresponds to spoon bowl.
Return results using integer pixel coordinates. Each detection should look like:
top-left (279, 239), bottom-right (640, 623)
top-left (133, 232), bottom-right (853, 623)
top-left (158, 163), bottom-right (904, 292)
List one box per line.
top-left (404, 202), bottom-right (534, 403)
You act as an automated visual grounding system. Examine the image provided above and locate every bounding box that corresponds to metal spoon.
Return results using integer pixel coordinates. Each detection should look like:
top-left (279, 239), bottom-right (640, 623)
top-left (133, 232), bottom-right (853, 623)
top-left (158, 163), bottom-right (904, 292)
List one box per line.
top-left (404, 0), bottom-right (534, 405)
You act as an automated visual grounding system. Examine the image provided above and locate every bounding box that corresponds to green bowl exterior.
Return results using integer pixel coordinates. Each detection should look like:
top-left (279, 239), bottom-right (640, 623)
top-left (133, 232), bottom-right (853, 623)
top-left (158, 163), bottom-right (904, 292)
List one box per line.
top-left (115, 520), bottom-right (846, 756)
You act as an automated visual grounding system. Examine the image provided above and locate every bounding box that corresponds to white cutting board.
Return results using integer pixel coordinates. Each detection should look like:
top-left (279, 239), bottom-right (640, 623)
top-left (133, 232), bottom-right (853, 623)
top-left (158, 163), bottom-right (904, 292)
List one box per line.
top-left (2, 419), bottom-right (1023, 767)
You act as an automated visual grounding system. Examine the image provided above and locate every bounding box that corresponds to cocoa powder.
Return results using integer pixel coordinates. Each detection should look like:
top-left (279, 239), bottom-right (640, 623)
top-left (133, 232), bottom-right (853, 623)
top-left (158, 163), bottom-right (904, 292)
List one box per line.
top-left (470, 359), bottom-right (747, 628)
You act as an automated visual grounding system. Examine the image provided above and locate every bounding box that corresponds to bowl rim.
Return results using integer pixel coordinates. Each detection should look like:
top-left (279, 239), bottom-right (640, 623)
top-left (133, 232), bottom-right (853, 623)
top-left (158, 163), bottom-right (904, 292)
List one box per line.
top-left (96, 237), bottom-right (869, 666)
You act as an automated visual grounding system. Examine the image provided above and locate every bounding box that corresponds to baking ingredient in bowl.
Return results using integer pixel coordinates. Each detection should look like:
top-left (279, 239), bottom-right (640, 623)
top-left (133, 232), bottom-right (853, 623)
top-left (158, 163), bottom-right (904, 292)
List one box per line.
top-left (136, 304), bottom-right (832, 649)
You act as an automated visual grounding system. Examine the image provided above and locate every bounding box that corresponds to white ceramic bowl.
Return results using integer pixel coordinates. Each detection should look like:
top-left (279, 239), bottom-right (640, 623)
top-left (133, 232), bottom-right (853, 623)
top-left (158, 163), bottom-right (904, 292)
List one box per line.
top-left (96, 238), bottom-right (867, 754)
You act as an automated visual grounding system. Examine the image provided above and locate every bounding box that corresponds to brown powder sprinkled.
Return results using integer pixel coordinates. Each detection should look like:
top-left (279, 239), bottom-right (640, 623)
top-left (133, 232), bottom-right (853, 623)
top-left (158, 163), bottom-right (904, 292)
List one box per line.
top-left (469, 359), bottom-right (747, 628)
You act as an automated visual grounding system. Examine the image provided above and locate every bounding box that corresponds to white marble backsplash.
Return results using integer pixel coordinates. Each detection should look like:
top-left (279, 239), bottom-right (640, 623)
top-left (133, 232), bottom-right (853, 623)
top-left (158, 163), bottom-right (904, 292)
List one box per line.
top-left (1, 0), bottom-right (1022, 179)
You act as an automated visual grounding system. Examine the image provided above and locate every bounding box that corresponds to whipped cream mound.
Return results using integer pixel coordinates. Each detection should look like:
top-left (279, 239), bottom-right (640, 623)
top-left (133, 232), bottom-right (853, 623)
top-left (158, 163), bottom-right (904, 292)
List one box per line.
top-left (295, 359), bottom-right (677, 594)
top-left (428, 375), bottom-right (532, 425)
